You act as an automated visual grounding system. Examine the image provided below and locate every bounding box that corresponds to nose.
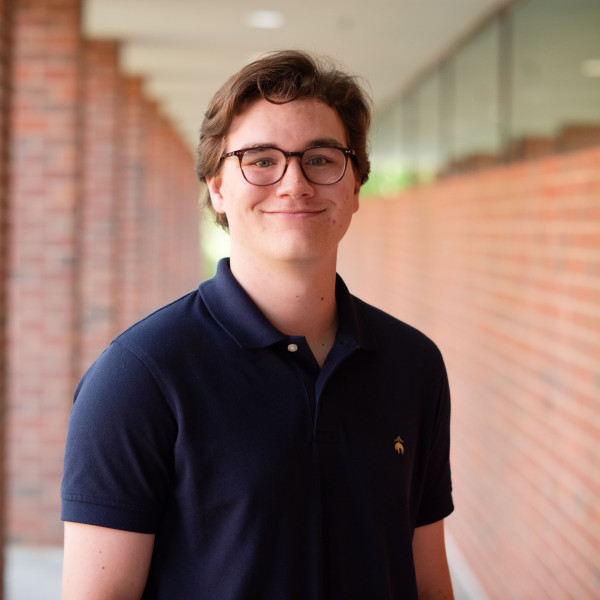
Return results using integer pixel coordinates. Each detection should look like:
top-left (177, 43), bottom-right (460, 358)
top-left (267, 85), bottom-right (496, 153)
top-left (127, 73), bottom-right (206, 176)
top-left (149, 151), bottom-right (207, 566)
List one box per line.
top-left (276, 156), bottom-right (314, 196)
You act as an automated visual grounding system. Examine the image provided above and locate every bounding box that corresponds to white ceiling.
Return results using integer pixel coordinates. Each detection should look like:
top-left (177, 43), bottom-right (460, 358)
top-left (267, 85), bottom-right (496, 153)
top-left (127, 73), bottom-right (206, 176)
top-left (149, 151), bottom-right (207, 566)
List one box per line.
top-left (83, 0), bottom-right (511, 150)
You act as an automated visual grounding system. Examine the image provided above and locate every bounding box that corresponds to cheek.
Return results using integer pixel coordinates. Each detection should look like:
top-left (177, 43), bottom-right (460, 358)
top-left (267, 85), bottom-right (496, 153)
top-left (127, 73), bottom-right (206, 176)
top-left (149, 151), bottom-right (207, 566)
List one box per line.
top-left (216, 181), bottom-right (267, 221)
top-left (329, 195), bottom-right (358, 229)
top-left (345, 186), bottom-right (360, 217)
top-left (351, 180), bottom-right (360, 213)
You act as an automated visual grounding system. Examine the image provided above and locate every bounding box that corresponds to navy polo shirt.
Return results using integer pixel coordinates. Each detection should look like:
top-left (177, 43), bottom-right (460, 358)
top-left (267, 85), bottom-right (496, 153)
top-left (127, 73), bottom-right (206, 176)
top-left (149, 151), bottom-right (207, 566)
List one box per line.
top-left (61, 258), bottom-right (453, 599)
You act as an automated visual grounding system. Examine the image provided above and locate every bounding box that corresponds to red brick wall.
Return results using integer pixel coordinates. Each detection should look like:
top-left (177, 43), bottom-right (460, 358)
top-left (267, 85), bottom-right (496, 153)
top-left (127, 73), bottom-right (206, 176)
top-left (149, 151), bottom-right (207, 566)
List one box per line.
top-left (0, 0), bottom-right (13, 592)
top-left (141, 102), bottom-right (201, 317)
top-left (117, 76), bottom-right (146, 332)
top-left (115, 77), bottom-right (201, 332)
top-left (79, 39), bottom-right (121, 376)
top-left (338, 146), bottom-right (600, 599)
top-left (79, 53), bottom-right (201, 375)
top-left (8, 0), bottom-right (83, 545)
top-left (5, 0), bottom-right (202, 545)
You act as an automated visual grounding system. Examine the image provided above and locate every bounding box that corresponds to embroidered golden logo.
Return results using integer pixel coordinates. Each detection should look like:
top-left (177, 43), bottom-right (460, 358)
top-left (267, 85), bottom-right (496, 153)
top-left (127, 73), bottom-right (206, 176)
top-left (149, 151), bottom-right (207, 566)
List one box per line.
top-left (394, 436), bottom-right (405, 455)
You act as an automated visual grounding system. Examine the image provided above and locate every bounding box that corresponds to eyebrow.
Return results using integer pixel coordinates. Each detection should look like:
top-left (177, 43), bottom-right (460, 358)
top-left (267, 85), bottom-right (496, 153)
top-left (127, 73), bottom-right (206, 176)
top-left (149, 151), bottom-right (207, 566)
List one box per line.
top-left (309, 137), bottom-right (346, 148)
top-left (233, 138), bottom-right (347, 152)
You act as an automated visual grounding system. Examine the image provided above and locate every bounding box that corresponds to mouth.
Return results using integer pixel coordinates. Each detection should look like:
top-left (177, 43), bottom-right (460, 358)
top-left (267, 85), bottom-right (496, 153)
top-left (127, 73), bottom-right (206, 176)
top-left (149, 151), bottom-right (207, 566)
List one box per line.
top-left (263, 209), bottom-right (326, 216)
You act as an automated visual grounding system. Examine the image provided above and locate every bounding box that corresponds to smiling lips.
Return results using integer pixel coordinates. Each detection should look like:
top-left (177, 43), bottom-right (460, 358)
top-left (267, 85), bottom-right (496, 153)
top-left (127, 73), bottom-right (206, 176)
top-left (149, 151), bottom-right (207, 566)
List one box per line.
top-left (263, 208), bottom-right (326, 216)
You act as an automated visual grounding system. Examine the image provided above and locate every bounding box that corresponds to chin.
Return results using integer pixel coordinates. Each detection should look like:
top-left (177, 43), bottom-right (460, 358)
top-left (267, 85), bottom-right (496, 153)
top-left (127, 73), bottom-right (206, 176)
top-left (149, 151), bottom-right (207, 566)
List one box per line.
top-left (267, 240), bottom-right (337, 265)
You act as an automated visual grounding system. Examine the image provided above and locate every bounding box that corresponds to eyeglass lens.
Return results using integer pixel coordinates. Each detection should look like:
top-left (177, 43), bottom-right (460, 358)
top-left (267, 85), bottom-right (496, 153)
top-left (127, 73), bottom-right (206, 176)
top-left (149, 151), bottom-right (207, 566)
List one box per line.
top-left (240, 147), bottom-right (347, 185)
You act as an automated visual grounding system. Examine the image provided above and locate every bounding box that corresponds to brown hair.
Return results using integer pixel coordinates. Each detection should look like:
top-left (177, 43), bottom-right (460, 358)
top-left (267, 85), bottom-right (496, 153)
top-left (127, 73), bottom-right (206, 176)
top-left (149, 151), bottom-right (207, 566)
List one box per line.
top-left (196, 50), bottom-right (372, 230)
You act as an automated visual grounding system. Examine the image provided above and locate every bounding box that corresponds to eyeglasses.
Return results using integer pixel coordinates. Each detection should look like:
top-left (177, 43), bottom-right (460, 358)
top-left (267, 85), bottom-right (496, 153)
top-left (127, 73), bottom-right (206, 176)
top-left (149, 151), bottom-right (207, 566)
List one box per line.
top-left (220, 146), bottom-right (357, 186)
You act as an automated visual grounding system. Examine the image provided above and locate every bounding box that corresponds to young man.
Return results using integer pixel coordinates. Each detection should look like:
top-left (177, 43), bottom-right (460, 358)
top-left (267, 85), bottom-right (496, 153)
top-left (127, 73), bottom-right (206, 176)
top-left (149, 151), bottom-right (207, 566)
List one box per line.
top-left (61, 50), bottom-right (454, 599)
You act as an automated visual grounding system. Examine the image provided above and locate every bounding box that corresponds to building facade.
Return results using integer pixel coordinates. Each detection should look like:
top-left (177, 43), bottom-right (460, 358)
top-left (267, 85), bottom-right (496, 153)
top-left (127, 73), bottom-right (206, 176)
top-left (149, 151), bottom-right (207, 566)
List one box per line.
top-left (1, 0), bottom-right (202, 556)
top-left (0, 0), bottom-right (599, 599)
top-left (340, 1), bottom-right (600, 597)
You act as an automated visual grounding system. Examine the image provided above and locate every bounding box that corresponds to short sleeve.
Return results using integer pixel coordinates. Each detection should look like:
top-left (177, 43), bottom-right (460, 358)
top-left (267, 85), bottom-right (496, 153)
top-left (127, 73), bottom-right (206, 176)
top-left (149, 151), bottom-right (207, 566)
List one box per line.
top-left (415, 358), bottom-right (454, 527)
top-left (61, 340), bottom-right (177, 533)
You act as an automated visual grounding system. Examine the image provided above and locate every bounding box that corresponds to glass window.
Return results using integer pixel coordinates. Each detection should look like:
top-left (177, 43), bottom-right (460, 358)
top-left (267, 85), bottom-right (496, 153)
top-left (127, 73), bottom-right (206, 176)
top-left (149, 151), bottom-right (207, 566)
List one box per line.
top-left (447, 20), bottom-right (501, 171)
top-left (366, 0), bottom-right (600, 194)
top-left (511, 0), bottom-right (600, 156)
top-left (414, 73), bottom-right (440, 183)
top-left (400, 91), bottom-right (419, 183)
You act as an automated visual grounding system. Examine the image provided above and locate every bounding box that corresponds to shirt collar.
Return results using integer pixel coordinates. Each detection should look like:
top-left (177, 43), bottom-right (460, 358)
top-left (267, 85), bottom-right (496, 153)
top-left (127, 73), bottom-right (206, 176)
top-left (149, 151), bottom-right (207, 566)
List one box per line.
top-left (199, 258), bottom-right (376, 351)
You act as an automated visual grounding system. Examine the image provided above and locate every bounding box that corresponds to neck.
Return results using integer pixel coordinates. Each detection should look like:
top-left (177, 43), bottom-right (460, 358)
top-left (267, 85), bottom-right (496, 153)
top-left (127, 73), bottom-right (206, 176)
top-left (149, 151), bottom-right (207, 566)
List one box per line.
top-left (229, 252), bottom-right (338, 366)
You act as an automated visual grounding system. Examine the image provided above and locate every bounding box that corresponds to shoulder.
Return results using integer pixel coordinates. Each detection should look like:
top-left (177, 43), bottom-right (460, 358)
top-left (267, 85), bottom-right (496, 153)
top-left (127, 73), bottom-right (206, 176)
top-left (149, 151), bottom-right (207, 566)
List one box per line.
top-left (116, 289), bottom-right (202, 346)
top-left (107, 287), bottom-right (225, 367)
top-left (75, 288), bottom-right (211, 403)
top-left (352, 295), bottom-right (444, 364)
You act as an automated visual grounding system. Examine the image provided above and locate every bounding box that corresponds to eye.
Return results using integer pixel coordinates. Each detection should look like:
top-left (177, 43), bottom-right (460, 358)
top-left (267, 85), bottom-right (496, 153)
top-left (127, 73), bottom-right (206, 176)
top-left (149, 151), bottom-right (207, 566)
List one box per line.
top-left (304, 148), bottom-right (344, 169)
top-left (241, 148), bottom-right (282, 168)
top-left (305, 155), bottom-right (331, 167)
top-left (253, 158), bottom-right (275, 168)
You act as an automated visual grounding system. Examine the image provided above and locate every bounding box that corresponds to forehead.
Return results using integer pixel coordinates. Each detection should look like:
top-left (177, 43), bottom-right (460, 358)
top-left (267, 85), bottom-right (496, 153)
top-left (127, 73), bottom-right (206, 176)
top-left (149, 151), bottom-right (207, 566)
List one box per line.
top-left (226, 98), bottom-right (348, 150)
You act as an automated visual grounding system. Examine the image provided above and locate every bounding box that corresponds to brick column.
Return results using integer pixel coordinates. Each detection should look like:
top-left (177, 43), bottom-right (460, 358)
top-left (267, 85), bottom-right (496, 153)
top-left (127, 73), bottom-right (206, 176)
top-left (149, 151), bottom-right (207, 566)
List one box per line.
top-left (117, 76), bottom-right (146, 331)
top-left (0, 0), bottom-right (14, 590)
top-left (161, 124), bottom-right (183, 305)
top-left (133, 102), bottom-right (202, 316)
top-left (78, 40), bottom-right (120, 377)
top-left (7, 0), bottom-right (82, 544)
top-left (142, 111), bottom-right (202, 311)
top-left (141, 100), bottom-right (164, 313)
top-left (115, 77), bottom-right (201, 333)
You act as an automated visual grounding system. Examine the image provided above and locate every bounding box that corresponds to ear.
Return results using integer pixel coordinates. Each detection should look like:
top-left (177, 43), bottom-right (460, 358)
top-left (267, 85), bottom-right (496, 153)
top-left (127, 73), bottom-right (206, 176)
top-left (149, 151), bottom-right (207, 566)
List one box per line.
top-left (206, 175), bottom-right (226, 214)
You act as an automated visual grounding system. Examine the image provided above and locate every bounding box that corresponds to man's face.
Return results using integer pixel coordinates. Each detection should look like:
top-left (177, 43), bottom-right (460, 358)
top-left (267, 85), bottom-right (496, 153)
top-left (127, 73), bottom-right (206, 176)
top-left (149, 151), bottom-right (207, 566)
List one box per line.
top-left (206, 98), bottom-right (360, 266)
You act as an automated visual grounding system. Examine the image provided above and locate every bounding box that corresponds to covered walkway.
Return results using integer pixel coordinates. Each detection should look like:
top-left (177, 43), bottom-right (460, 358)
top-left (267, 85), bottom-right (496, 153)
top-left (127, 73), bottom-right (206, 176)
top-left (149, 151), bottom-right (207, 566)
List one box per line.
top-left (1, 1), bottom-right (599, 599)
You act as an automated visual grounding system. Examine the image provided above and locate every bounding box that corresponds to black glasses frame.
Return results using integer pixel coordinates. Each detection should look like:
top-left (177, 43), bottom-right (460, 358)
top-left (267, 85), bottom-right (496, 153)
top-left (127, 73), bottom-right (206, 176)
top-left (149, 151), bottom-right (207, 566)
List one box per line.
top-left (220, 146), bottom-right (357, 186)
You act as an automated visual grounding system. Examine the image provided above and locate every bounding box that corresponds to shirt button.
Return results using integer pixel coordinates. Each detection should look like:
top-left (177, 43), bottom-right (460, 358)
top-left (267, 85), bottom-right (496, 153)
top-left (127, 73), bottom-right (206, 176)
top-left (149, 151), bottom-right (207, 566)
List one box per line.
top-left (287, 343), bottom-right (299, 353)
